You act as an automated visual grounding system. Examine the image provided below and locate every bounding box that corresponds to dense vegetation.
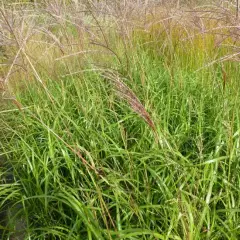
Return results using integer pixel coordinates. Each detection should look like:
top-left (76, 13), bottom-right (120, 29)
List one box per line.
top-left (1, 1), bottom-right (240, 239)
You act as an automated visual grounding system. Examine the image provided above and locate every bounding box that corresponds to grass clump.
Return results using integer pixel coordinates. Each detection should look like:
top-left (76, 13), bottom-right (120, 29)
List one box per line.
top-left (1, 1), bottom-right (240, 239)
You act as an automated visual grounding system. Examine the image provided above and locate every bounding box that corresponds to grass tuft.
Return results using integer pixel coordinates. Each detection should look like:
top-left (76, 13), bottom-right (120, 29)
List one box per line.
top-left (1, 1), bottom-right (240, 239)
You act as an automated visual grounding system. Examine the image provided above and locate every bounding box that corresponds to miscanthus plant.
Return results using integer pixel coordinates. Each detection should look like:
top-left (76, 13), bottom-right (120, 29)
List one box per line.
top-left (1, 1), bottom-right (240, 239)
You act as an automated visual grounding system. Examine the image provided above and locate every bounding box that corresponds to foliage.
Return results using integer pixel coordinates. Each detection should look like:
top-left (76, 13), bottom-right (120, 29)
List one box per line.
top-left (1, 1), bottom-right (240, 239)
